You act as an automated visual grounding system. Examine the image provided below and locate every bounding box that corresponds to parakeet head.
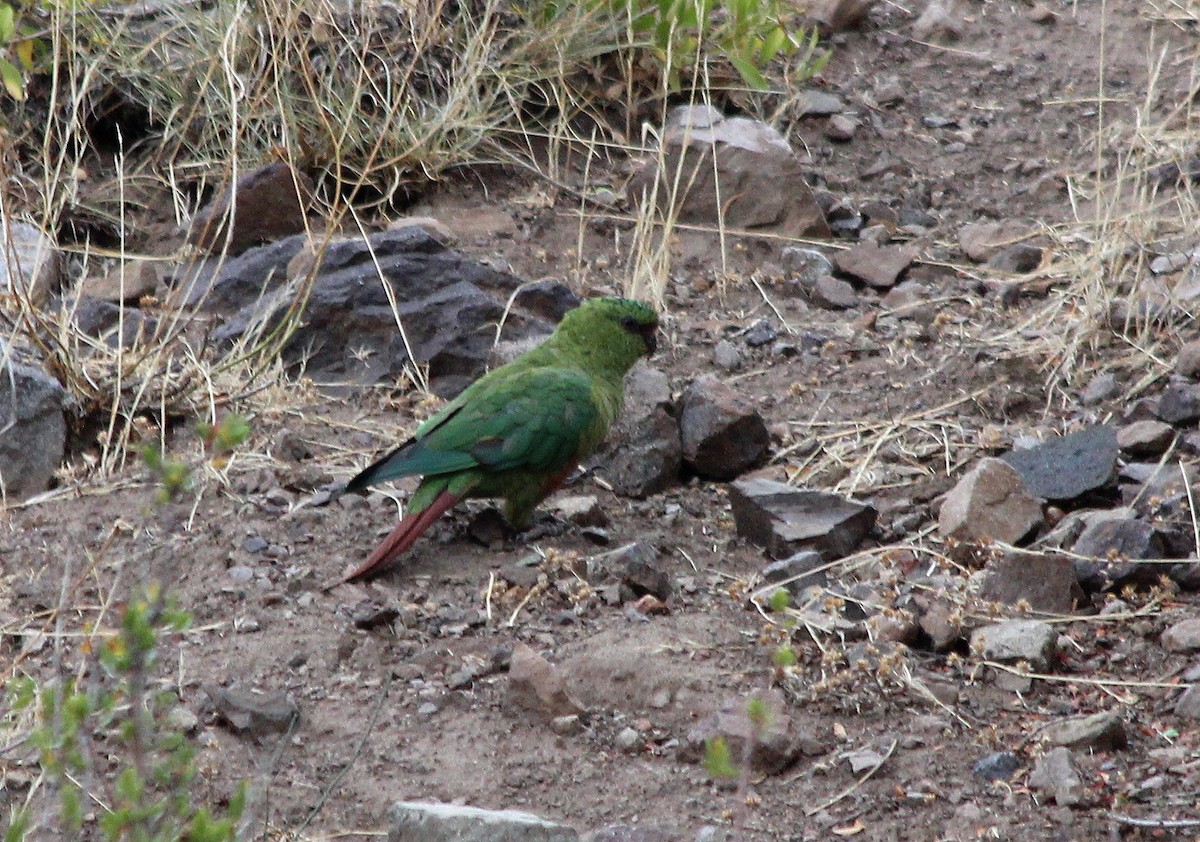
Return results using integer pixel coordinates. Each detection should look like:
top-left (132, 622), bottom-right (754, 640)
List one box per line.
top-left (552, 296), bottom-right (659, 373)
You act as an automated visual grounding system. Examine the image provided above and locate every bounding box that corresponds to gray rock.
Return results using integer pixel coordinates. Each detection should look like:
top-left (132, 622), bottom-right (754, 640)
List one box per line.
top-left (553, 495), bottom-right (608, 528)
top-left (958, 219), bottom-right (1036, 262)
top-left (1175, 339), bottom-right (1200, 379)
top-left (1080, 372), bottom-right (1119, 405)
top-left (780, 247), bottom-right (834, 287)
top-left (1028, 747), bottom-right (1085, 806)
top-left (188, 162), bottom-right (315, 255)
top-left (614, 727), bottom-right (642, 752)
top-left (1001, 425), bottom-right (1118, 502)
top-left (203, 685), bottom-right (299, 736)
top-left (599, 366), bottom-right (681, 498)
top-left (972, 751), bottom-right (1020, 782)
top-left (796, 89), bottom-right (845, 117)
top-left (388, 802), bottom-right (578, 842)
top-left (80, 257), bottom-right (164, 304)
top-left (1043, 711), bottom-right (1128, 751)
top-left (970, 620), bottom-right (1057, 671)
top-left (916, 595), bottom-right (962, 651)
top-left (760, 550), bottom-right (828, 601)
top-left (0, 216), bottom-right (61, 303)
top-left (1174, 685), bottom-right (1200, 720)
top-left (582, 826), bottom-right (677, 842)
top-left (1169, 561), bottom-right (1200, 590)
top-left (678, 375), bottom-right (770, 480)
top-left (1156, 378), bottom-right (1200, 424)
top-left (977, 551), bottom-right (1082, 614)
top-left (1162, 618), bottom-right (1200, 653)
top-left (587, 543), bottom-right (670, 601)
top-left (713, 340), bottom-right (742, 370)
top-left (1149, 252), bottom-right (1190, 274)
top-left (742, 319), bottom-right (776, 347)
top-left (985, 243), bottom-right (1043, 274)
top-left (833, 242), bottom-right (917, 289)
top-left (509, 279), bottom-right (582, 323)
top-left (938, 458), bottom-right (1042, 545)
top-left (728, 477), bottom-right (877, 560)
top-left (386, 215), bottom-right (457, 245)
top-left (810, 275), bottom-right (859, 309)
top-left (72, 298), bottom-right (157, 348)
top-left (1117, 420), bottom-right (1174, 455)
top-left (0, 346), bottom-right (67, 500)
top-left (825, 113), bottom-right (859, 141)
top-left (1072, 518), bottom-right (1165, 592)
top-left (628, 106), bottom-right (830, 239)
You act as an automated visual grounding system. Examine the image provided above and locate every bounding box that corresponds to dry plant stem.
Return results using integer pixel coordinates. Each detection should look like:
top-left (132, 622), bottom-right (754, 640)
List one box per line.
top-left (237, 713), bottom-right (301, 842)
top-left (289, 671), bottom-right (393, 840)
top-left (803, 738), bottom-right (897, 817)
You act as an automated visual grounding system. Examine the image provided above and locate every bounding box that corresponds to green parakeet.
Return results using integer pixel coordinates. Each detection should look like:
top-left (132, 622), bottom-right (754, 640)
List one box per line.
top-left (334, 296), bottom-right (659, 584)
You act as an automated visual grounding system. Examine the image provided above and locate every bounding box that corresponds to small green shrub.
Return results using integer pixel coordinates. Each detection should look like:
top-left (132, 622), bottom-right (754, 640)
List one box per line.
top-left (5, 587), bottom-right (246, 840)
top-left (534, 0), bottom-right (828, 91)
top-left (141, 414), bottom-right (250, 503)
top-left (0, 1), bottom-right (35, 100)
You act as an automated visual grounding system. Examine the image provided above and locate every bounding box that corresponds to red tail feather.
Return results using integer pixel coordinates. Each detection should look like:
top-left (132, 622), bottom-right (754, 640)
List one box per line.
top-left (331, 490), bottom-right (461, 586)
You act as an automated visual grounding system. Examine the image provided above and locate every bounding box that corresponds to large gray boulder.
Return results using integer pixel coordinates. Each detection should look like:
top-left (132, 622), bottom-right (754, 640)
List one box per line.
top-left (181, 227), bottom-right (565, 397)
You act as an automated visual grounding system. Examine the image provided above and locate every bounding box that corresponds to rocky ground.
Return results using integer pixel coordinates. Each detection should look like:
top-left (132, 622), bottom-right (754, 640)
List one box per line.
top-left (4, 0), bottom-right (1200, 841)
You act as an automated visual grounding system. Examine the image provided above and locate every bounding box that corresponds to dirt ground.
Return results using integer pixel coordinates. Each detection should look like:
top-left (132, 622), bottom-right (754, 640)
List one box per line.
top-left (4, 1), bottom-right (1200, 840)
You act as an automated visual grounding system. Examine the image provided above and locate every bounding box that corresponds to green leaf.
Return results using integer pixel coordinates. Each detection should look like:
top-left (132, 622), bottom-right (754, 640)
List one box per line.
top-left (768, 588), bottom-right (790, 612)
top-left (4, 808), bottom-right (30, 842)
top-left (702, 736), bottom-right (739, 779)
top-left (761, 27), bottom-right (787, 63)
top-left (746, 694), bottom-right (769, 730)
top-left (0, 56), bottom-right (24, 101)
top-left (726, 51), bottom-right (767, 90)
top-left (0, 5), bottom-right (15, 42)
top-left (772, 645), bottom-right (798, 668)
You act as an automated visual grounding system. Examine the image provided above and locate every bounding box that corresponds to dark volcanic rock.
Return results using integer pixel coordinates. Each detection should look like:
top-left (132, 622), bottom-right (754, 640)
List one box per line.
top-left (204, 228), bottom-right (557, 397)
top-left (678, 375), bottom-right (770, 480)
top-left (973, 751), bottom-right (1021, 782)
top-left (587, 543), bottom-right (671, 601)
top-left (598, 366), bottom-right (681, 497)
top-left (0, 344), bottom-right (66, 500)
top-left (1156, 378), bottom-right (1200, 424)
top-left (760, 550), bottom-right (828, 601)
top-left (1072, 517), bottom-right (1166, 592)
top-left (188, 162), bottom-right (315, 255)
top-left (728, 477), bottom-right (877, 560)
top-left (978, 551), bottom-right (1082, 614)
top-left (1001, 425), bottom-right (1118, 502)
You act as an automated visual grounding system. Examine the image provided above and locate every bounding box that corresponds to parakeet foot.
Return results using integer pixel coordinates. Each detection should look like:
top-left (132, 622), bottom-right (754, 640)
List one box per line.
top-left (512, 512), bottom-right (571, 544)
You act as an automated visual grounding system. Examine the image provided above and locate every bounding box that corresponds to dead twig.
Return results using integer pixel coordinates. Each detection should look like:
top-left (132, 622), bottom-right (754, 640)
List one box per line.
top-left (803, 738), bottom-right (897, 816)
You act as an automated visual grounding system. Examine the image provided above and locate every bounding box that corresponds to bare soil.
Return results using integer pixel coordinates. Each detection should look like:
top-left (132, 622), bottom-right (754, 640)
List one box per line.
top-left (4, 2), bottom-right (1200, 840)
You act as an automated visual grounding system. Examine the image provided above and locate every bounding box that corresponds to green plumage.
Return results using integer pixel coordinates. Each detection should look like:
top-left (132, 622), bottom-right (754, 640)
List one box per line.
top-left (338, 297), bottom-right (659, 582)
